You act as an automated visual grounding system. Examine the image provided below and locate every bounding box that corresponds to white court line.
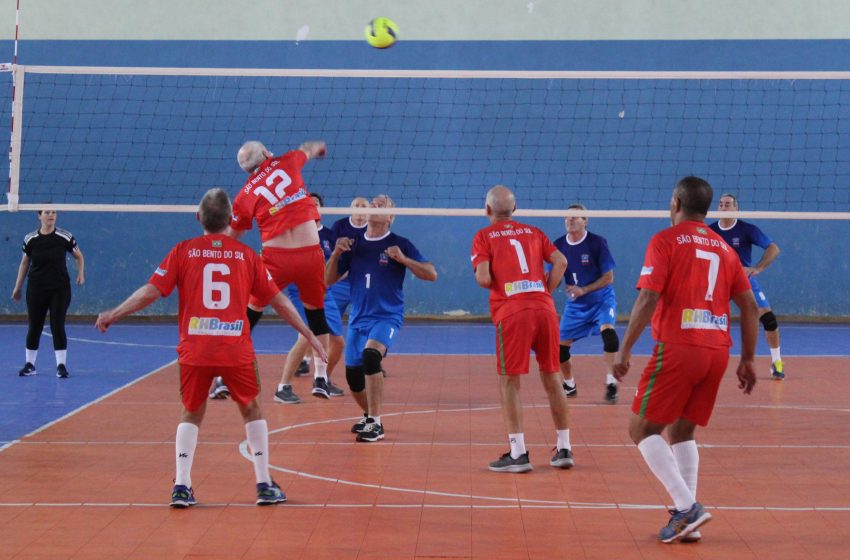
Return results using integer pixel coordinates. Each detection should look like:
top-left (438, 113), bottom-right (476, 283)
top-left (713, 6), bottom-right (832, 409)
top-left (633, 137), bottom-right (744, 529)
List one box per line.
top-left (0, 360), bottom-right (176, 453)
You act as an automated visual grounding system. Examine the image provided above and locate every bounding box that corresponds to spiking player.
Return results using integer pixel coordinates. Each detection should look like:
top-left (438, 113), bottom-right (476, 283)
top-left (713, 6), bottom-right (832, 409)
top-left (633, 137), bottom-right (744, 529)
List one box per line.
top-left (709, 193), bottom-right (785, 379)
top-left (325, 194), bottom-right (437, 442)
top-left (552, 203), bottom-right (620, 403)
top-left (472, 185), bottom-right (574, 473)
top-left (96, 189), bottom-right (326, 508)
top-left (227, 140), bottom-right (334, 399)
top-left (614, 177), bottom-right (758, 543)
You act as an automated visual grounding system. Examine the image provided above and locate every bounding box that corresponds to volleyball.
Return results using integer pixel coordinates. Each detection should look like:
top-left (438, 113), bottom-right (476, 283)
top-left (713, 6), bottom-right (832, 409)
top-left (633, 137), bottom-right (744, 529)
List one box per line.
top-left (365, 17), bottom-right (398, 49)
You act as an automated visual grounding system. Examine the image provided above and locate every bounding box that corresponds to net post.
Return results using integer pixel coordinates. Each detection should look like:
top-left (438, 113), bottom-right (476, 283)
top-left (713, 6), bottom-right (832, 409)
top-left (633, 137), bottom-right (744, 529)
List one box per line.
top-left (6, 64), bottom-right (24, 212)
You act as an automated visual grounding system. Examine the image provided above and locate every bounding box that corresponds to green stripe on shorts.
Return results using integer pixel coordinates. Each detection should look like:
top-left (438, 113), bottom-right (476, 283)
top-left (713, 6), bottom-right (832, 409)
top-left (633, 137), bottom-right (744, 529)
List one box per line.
top-left (497, 321), bottom-right (506, 375)
top-left (639, 342), bottom-right (664, 417)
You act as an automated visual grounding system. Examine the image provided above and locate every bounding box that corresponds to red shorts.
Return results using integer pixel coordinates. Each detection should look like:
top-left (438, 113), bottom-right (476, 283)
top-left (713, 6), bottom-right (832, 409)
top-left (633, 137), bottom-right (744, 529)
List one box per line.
top-left (631, 342), bottom-right (730, 426)
top-left (179, 362), bottom-right (260, 411)
top-left (250, 245), bottom-right (326, 309)
top-left (495, 307), bottom-right (560, 375)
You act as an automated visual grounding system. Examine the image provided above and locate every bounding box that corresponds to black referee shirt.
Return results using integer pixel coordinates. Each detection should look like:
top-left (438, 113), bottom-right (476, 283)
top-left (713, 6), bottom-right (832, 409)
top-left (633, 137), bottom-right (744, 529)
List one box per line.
top-left (22, 228), bottom-right (78, 290)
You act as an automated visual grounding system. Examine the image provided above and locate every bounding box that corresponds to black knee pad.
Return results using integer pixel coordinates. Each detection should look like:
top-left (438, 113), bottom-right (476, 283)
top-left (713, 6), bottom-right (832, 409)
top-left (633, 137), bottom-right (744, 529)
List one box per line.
top-left (601, 328), bottom-right (620, 353)
top-left (305, 308), bottom-right (330, 336)
top-left (363, 347), bottom-right (383, 375)
top-left (559, 345), bottom-right (571, 364)
top-left (246, 307), bottom-right (263, 331)
top-left (345, 365), bottom-right (365, 392)
top-left (760, 311), bottom-right (778, 332)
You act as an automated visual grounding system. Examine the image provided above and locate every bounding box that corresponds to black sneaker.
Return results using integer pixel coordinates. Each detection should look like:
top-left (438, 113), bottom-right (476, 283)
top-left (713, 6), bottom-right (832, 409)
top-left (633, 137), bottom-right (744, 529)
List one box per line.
top-left (170, 484), bottom-right (196, 508)
top-left (274, 385), bottom-right (301, 404)
top-left (488, 451), bottom-right (533, 473)
top-left (355, 421), bottom-right (384, 442)
top-left (550, 447), bottom-right (574, 469)
top-left (605, 383), bottom-right (618, 404)
top-left (18, 362), bottom-right (36, 376)
top-left (326, 380), bottom-right (345, 397)
top-left (351, 413), bottom-right (370, 433)
top-left (209, 377), bottom-right (230, 399)
top-left (256, 480), bottom-right (286, 505)
top-left (311, 377), bottom-right (330, 399)
top-left (56, 364), bottom-right (69, 378)
top-left (295, 359), bottom-right (310, 377)
top-left (563, 381), bottom-right (577, 398)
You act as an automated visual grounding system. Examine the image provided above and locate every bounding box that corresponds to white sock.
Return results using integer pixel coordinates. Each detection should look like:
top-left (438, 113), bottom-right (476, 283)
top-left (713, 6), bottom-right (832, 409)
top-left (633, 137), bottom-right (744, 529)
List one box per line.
top-left (372, 415), bottom-right (382, 426)
top-left (671, 440), bottom-right (699, 499)
top-left (606, 373), bottom-right (617, 385)
top-left (55, 349), bottom-right (67, 366)
top-left (277, 383), bottom-right (290, 392)
top-left (770, 347), bottom-right (782, 363)
top-left (175, 422), bottom-right (199, 487)
top-left (637, 435), bottom-right (694, 512)
top-left (245, 419), bottom-right (271, 485)
top-left (26, 349), bottom-right (37, 365)
top-left (563, 378), bottom-right (576, 389)
top-left (509, 433), bottom-right (526, 459)
top-left (556, 429), bottom-right (571, 450)
top-left (314, 358), bottom-right (328, 381)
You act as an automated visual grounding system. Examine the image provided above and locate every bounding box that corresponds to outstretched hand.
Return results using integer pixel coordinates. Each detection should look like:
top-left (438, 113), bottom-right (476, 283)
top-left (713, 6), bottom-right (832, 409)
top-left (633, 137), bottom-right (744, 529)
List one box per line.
top-left (736, 359), bottom-right (757, 394)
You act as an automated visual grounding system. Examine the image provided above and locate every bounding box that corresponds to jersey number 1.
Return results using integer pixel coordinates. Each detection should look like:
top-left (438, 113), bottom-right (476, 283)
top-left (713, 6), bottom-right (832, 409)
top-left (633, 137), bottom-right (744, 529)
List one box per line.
top-left (203, 263), bottom-right (231, 309)
top-left (509, 239), bottom-right (529, 274)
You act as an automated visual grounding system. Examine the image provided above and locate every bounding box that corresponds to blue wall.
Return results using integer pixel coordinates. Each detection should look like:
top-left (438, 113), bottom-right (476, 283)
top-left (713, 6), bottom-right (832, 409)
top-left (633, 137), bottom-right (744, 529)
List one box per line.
top-left (2, 39), bottom-right (850, 318)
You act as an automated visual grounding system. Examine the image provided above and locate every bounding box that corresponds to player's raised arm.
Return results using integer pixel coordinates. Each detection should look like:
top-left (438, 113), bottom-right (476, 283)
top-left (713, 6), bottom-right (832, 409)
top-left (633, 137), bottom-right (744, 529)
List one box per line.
top-left (299, 140), bottom-right (326, 160)
top-left (95, 283), bottom-right (161, 332)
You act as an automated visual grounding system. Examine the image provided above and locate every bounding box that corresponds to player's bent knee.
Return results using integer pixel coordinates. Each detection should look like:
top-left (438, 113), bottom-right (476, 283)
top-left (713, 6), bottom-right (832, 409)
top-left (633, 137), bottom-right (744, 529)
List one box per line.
top-left (305, 308), bottom-right (330, 336)
top-left (345, 366), bottom-right (365, 392)
top-left (363, 347), bottom-right (383, 375)
top-left (559, 345), bottom-right (571, 364)
top-left (601, 328), bottom-right (619, 353)
top-left (760, 311), bottom-right (778, 332)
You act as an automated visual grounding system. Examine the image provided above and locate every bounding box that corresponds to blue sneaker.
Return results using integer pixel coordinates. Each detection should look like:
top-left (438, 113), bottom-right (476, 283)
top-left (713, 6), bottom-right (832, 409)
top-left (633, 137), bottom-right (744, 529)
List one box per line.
top-left (256, 480), bottom-right (286, 505)
top-left (659, 502), bottom-right (711, 543)
top-left (170, 484), bottom-right (196, 508)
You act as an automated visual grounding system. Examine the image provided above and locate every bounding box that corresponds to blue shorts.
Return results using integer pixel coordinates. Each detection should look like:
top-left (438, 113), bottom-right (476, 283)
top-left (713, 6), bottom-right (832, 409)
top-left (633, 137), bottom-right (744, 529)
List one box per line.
top-left (345, 321), bottom-right (400, 366)
top-left (559, 295), bottom-right (617, 342)
top-left (285, 285), bottom-right (343, 337)
top-left (749, 277), bottom-right (771, 309)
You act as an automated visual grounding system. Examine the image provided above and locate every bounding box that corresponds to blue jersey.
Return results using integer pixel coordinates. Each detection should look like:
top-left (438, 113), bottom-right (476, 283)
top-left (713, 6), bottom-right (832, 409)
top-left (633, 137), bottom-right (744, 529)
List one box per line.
top-left (338, 230), bottom-right (427, 329)
top-left (331, 216), bottom-right (367, 242)
top-left (552, 231), bottom-right (616, 305)
top-left (317, 224), bottom-right (337, 261)
top-left (708, 220), bottom-right (772, 268)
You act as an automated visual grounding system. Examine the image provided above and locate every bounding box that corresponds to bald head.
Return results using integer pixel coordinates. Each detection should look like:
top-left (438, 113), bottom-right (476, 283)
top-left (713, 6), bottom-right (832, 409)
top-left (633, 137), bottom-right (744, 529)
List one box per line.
top-left (237, 141), bottom-right (269, 173)
top-left (486, 185), bottom-right (516, 220)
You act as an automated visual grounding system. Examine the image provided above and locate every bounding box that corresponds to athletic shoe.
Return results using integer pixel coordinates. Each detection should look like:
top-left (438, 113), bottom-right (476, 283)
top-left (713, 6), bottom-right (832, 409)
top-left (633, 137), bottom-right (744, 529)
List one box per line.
top-left (311, 377), bottom-right (330, 399)
top-left (56, 364), bottom-right (69, 378)
top-left (550, 447), bottom-right (574, 469)
top-left (771, 360), bottom-right (785, 380)
top-left (659, 502), bottom-right (711, 543)
top-left (605, 383), bottom-right (618, 404)
top-left (18, 362), bottom-right (36, 377)
top-left (295, 359), bottom-right (310, 377)
top-left (274, 385), bottom-right (301, 404)
top-left (326, 380), bottom-right (345, 397)
top-left (488, 451), bottom-right (533, 473)
top-left (680, 530), bottom-right (702, 543)
top-left (209, 377), bottom-right (230, 399)
top-left (563, 381), bottom-right (577, 398)
top-left (170, 484), bottom-right (196, 508)
top-left (256, 480), bottom-right (286, 505)
top-left (351, 413), bottom-right (370, 433)
top-left (355, 421), bottom-right (384, 442)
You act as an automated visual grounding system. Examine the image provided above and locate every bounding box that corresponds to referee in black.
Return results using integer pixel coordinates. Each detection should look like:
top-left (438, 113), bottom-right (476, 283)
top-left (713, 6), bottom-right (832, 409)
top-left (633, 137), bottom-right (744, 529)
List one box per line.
top-left (11, 210), bottom-right (85, 378)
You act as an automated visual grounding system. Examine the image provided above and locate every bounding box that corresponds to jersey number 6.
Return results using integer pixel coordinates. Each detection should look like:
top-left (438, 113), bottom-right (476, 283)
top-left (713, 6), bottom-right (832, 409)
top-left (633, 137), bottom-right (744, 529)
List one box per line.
top-left (203, 263), bottom-right (231, 309)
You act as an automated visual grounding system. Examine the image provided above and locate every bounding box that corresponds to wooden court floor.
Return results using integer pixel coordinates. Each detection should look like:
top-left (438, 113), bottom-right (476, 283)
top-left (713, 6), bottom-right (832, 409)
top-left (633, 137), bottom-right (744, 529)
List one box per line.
top-left (0, 354), bottom-right (848, 559)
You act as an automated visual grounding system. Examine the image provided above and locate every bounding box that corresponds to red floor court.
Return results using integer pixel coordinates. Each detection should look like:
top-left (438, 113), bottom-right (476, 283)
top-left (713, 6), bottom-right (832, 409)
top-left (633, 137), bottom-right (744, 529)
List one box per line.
top-left (0, 354), bottom-right (848, 559)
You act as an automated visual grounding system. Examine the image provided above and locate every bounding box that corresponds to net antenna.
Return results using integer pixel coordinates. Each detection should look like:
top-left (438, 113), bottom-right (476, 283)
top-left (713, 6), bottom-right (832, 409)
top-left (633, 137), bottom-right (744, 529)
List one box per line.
top-left (3, 0), bottom-right (22, 212)
top-left (5, 65), bottom-right (850, 220)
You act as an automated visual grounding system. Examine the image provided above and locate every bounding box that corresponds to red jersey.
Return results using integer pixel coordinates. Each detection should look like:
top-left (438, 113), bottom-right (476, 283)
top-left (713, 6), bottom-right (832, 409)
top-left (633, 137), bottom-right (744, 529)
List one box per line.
top-left (471, 220), bottom-right (559, 323)
top-left (231, 150), bottom-right (320, 242)
top-left (148, 233), bottom-right (279, 366)
top-left (637, 220), bottom-right (751, 348)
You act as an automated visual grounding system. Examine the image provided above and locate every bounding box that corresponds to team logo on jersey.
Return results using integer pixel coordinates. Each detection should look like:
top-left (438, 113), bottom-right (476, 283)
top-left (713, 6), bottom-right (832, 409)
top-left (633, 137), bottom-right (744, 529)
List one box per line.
top-left (154, 267), bottom-right (167, 276)
top-left (640, 266), bottom-right (653, 276)
top-left (322, 240), bottom-right (331, 253)
top-left (581, 253), bottom-right (590, 265)
top-left (379, 251), bottom-right (389, 266)
top-left (268, 188), bottom-right (308, 215)
top-left (188, 317), bottom-right (245, 336)
top-left (732, 237), bottom-right (740, 247)
top-left (212, 240), bottom-right (222, 248)
top-left (504, 279), bottom-right (545, 296)
top-left (697, 227), bottom-right (708, 235)
top-left (680, 308), bottom-right (728, 331)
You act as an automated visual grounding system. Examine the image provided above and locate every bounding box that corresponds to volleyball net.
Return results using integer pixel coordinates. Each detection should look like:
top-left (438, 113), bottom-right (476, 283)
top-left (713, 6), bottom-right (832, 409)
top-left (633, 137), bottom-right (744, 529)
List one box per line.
top-left (4, 65), bottom-right (850, 219)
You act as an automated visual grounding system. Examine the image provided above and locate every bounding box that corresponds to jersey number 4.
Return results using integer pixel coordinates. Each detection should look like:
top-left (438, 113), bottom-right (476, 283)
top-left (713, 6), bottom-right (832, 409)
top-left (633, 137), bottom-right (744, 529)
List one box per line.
top-left (203, 263), bottom-right (231, 309)
top-left (252, 169), bottom-right (293, 205)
